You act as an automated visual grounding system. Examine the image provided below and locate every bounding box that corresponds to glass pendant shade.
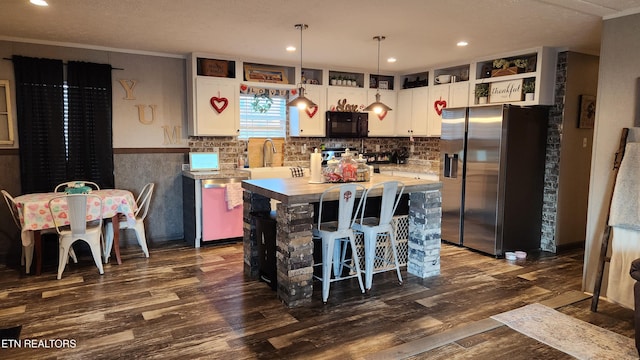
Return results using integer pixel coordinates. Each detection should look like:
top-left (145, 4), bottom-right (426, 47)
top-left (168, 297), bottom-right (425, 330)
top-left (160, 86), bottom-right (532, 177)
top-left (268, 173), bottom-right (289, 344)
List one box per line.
top-left (286, 24), bottom-right (316, 110)
top-left (365, 35), bottom-right (392, 113)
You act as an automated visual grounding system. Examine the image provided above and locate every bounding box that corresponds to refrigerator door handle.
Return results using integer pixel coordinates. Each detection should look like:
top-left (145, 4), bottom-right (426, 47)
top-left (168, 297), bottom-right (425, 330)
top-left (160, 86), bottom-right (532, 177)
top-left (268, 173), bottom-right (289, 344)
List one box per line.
top-left (444, 153), bottom-right (459, 178)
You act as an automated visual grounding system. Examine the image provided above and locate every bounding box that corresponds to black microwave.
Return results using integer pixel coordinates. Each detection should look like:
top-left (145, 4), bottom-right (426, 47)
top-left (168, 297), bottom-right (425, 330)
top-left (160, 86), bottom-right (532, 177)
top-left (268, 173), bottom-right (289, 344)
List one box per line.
top-left (326, 111), bottom-right (368, 138)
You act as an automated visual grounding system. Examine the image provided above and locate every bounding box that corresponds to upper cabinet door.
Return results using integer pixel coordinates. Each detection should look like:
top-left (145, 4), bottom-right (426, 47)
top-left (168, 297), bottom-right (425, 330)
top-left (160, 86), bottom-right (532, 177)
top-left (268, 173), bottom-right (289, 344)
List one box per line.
top-left (411, 87), bottom-right (430, 136)
top-left (326, 87), bottom-right (367, 112)
top-left (366, 89), bottom-right (397, 137)
top-left (449, 83), bottom-right (470, 108)
top-left (290, 84), bottom-right (326, 137)
top-left (195, 77), bottom-right (239, 136)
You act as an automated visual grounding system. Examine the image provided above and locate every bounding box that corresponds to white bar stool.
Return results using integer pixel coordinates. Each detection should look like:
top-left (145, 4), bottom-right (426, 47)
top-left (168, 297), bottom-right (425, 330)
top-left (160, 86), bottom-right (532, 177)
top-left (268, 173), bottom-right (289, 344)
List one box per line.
top-left (312, 183), bottom-right (366, 303)
top-left (353, 180), bottom-right (405, 290)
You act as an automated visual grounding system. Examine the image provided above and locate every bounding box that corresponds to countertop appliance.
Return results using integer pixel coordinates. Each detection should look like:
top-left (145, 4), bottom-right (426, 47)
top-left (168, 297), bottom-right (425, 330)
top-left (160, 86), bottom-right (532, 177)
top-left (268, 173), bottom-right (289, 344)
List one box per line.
top-left (326, 111), bottom-right (368, 138)
top-left (440, 104), bottom-right (548, 256)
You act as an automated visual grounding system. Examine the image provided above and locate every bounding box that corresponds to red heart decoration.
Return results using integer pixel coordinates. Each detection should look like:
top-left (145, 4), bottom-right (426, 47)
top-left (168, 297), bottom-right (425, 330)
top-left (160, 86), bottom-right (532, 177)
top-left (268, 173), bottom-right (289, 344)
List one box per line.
top-left (291, 88), bottom-right (298, 96)
top-left (210, 97), bottom-right (228, 114)
top-left (240, 84), bottom-right (248, 92)
top-left (305, 106), bottom-right (318, 118)
top-left (377, 110), bottom-right (388, 120)
top-left (434, 99), bottom-right (447, 116)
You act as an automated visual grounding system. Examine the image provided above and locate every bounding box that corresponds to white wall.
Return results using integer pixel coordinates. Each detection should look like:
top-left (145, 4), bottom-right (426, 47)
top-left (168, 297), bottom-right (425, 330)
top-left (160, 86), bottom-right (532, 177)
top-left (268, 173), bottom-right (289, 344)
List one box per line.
top-left (584, 12), bottom-right (640, 293)
top-left (0, 41), bottom-right (187, 149)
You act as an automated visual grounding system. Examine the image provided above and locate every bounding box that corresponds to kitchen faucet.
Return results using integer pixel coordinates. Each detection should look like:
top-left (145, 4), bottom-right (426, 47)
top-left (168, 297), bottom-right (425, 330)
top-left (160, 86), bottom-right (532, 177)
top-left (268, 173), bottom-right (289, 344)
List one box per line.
top-left (263, 138), bottom-right (277, 167)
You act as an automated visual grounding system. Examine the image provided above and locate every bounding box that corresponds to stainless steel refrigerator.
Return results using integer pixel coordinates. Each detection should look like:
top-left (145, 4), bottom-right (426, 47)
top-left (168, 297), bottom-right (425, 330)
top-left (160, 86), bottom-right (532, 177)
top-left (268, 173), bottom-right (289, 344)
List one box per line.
top-left (440, 104), bottom-right (548, 256)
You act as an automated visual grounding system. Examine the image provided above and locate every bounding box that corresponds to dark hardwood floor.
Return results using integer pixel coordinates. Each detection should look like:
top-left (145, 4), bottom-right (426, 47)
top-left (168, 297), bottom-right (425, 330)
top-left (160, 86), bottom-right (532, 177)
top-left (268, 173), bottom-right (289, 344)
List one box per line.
top-left (0, 240), bottom-right (635, 359)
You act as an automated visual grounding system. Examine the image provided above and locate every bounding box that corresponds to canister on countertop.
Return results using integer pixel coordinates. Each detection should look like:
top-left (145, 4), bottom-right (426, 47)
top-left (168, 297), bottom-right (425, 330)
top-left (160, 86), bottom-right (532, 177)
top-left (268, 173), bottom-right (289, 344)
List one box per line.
top-left (356, 154), bottom-right (370, 182)
top-left (323, 156), bottom-right (341, 183)
top-left (339, 148), bottom-right (357, 182)
top-left (310, 148), bottom-right (323, 183)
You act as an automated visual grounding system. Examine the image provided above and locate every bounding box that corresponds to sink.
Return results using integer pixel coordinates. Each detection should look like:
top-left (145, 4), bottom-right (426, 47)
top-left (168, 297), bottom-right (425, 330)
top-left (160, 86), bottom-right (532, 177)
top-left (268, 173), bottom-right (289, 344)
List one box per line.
top-left (247, 166), bottom-right (309, 179)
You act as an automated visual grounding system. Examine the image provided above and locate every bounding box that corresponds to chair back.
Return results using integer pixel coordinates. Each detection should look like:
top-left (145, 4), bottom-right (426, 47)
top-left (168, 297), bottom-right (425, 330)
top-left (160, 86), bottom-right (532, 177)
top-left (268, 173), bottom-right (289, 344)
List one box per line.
top-left (134, 183), bottom-right (155, 221)
top-left (54, 181), bottom-right (101, 192)
top-left (2, 189), bottom-right (21, 229)
top-left (317, 183), bottom-right (365, 231)
top-left (360, 181), bottom-right (405, 226)
top-left (49, 194), bottom-right (103, 235)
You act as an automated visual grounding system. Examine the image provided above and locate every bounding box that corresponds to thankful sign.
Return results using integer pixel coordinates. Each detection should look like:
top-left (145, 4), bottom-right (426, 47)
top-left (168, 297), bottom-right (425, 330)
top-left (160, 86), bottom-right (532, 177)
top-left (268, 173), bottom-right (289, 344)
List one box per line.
top-left (489, 79), bottom-right (523, 103)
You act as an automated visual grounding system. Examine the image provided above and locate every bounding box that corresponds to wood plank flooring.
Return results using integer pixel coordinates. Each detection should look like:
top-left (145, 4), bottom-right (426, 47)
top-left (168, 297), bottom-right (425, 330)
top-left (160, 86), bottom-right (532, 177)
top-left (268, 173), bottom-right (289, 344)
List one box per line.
top-left (0, 241), bottom-right (635, 359)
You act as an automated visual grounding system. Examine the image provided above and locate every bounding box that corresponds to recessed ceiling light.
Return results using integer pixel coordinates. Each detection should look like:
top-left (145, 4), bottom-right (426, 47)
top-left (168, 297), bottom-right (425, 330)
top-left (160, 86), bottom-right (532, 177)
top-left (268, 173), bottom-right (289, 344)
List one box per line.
top-left (387, 57), bottom-right (397, 63)
top-left (30, 0), bottom-right (48, 6)
top-left (457, 41), bottom-right (468, 47)
top-left (286, 46), bottom-right (296, 52)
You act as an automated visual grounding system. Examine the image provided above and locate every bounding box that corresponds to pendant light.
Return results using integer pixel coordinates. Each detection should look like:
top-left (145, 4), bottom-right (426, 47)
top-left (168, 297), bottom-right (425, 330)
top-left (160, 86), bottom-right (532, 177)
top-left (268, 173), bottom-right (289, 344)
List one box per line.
top-left (286, 24), bottom-right (317, 110)
top-left (364, 36), bottom-right (392, 114)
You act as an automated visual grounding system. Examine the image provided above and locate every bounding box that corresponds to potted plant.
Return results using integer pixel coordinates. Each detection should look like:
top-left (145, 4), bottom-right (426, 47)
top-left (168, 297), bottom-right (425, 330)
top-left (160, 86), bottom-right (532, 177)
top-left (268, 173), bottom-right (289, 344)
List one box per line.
top-left (523, 80), bottom-right (535, 101)
top-left (330, 76), bottom-right (337, 86)
top-left (476, 84), bottom-right (489, 104)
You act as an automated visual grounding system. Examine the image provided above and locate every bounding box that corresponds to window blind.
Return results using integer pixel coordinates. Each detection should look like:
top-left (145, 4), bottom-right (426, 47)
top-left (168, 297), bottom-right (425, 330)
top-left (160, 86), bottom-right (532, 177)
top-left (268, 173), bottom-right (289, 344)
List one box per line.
top-left (238, 93), bottom-right (286, 139)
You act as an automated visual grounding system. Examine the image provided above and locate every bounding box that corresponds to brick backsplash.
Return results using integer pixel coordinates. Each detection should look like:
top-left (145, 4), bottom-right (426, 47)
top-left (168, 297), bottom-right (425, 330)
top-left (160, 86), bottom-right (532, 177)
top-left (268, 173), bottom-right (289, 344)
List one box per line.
top-left (189, 136), bottom-right (440, 170)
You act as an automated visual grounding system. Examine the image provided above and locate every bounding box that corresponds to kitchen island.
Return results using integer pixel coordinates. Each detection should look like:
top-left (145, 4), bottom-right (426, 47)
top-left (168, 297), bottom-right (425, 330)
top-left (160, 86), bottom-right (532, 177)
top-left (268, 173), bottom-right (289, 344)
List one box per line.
top-left (241, 174), bottom-right (442, 307)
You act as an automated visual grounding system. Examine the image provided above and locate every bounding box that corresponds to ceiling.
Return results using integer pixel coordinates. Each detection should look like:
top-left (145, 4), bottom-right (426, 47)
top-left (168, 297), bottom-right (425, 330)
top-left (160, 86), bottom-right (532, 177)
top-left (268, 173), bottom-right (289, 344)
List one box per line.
top-left (2, 0), bottom-right (640, 73)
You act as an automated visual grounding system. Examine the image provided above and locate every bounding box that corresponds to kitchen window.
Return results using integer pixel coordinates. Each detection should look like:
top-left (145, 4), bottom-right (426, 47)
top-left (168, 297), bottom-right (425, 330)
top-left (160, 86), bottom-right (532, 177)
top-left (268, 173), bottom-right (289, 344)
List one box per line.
top-left (238, 93), bottom-right (286, 139)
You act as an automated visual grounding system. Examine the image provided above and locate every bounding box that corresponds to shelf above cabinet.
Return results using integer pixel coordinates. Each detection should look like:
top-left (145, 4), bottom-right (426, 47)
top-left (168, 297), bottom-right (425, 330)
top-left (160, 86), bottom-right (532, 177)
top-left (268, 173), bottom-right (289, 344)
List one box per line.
top-left (401, 72), bottom-right (429, 89)
top-left (243, 62), bottom-right (295, 85)
top-left (329, 70), bottom-right (364, 88)
top-left (197, 57), bottom-right (236, 78)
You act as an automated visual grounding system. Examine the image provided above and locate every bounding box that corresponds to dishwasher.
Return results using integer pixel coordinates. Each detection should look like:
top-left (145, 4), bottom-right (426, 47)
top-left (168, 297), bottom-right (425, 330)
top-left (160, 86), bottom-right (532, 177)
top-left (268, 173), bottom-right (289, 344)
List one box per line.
top-left (201, 177), bottom-right (247, 243)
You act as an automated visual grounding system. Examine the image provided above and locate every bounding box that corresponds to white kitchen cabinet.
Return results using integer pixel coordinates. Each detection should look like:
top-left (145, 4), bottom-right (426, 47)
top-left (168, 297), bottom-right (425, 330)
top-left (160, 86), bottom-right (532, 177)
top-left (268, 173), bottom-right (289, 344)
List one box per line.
top-left (326, 86), bottom-right (367, 112)
top-left (427, 82), bottom-right (469, 137)
top-left (289, 84), bottom-right (326, 137)
top-left (395, 87), bottom-right (429, 137)
top-left (366, 89), bottom-right (397, 137)
top-left (194, 76), bottom-right (239, 136)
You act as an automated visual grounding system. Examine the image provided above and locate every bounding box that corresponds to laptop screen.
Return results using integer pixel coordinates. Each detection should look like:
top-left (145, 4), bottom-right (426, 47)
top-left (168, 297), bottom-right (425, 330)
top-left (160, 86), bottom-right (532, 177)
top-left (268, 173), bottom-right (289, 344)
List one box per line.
top-left (189, 152), bottom-right (220, 171)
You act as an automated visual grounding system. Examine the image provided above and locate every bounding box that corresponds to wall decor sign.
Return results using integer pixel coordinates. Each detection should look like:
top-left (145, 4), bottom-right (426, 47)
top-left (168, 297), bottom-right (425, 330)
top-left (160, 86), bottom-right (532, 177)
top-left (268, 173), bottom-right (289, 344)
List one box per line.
top-left (578, 95), bottom-right (596, 129)
top-left (489, 79), bottom-right (523, 103)
top-left (200, 59), bottom-right (229, 77)
top-left (333, 98), bottom-right (360, 112)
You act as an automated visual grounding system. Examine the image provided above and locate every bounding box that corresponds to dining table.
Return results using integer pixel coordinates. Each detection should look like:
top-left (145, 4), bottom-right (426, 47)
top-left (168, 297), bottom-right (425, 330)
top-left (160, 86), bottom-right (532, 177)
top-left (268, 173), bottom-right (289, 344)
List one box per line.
top-left (14, 189), bottom-right (138, 275)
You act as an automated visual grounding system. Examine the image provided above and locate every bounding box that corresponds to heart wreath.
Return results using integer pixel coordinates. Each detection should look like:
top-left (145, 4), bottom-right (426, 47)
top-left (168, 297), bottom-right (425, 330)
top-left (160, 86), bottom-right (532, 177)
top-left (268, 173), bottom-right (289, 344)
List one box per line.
top-left (305, 106), bottom-right (318, 118)
top-left (377, 110), bottom-right (388, 120)
top-left (210, 97), bottom-right (228, 114)
top-left (434, 98), bottom-right (447, 116)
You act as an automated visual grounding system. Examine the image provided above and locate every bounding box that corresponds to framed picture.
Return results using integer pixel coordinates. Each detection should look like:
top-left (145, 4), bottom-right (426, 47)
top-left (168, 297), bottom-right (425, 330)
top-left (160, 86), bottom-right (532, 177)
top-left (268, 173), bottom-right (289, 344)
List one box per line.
top-left (199, 59), bottom-right (230, 77)
top-left (378, 80), bottom-right (389, 90)
top-left (244, 66), bottom-right (288, 84)
top-left (578, 95), bottom-right (596, 129)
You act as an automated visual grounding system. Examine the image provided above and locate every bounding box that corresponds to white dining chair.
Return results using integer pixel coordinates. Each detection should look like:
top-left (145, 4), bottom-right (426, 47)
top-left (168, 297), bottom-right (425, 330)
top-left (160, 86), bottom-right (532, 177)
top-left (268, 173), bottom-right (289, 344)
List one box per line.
top-left (103, 183), bottom-right (154, 263)
top-left (353, 181), bottom-right (405, 291)
top-left (54, 181), bottom-right (100, 192)
top-left (312, 183), bottom-right (366, 303)
top-left (49, 193), bottom-right (104, 279)
top-left (2, 189), bottom-right (77, 274)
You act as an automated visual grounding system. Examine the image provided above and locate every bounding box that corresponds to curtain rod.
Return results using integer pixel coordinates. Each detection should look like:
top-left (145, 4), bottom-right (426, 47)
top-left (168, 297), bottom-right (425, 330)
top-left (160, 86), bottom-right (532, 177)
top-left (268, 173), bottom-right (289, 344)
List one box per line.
top-left (3, 57), bottom-right (124, 70)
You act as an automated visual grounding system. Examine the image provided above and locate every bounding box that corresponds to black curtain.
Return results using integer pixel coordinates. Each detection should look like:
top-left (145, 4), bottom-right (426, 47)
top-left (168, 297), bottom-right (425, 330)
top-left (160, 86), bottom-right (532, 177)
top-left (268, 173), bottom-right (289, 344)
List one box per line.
top-left (66, 61), bottom-right (114, 188)
top-left (13, 56), bottom-right (66, 194)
